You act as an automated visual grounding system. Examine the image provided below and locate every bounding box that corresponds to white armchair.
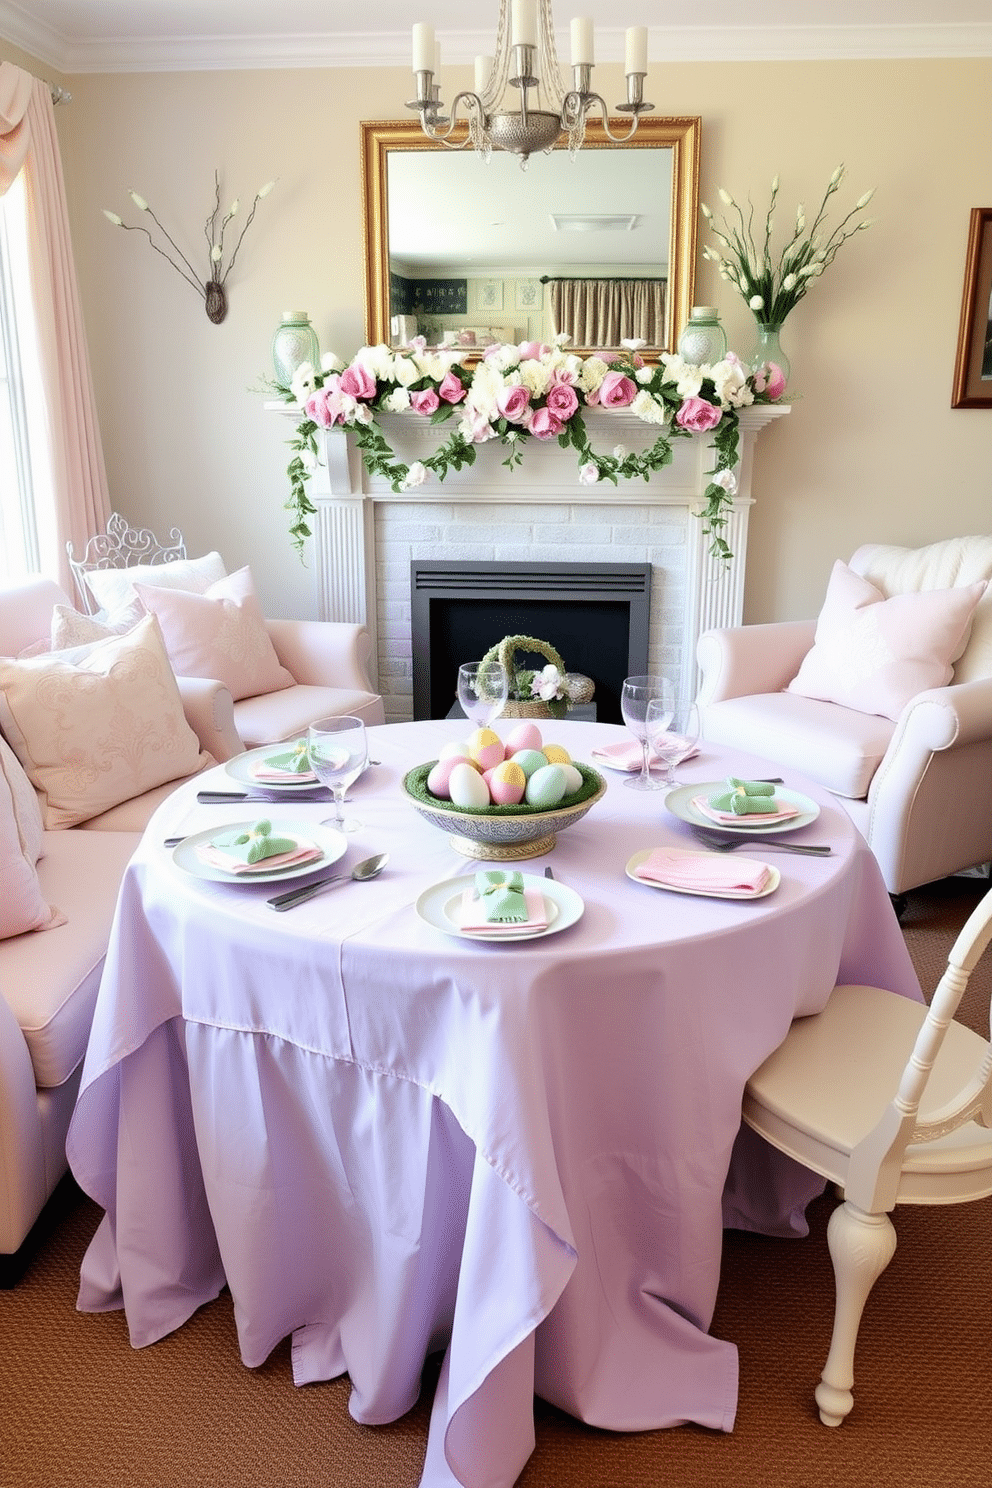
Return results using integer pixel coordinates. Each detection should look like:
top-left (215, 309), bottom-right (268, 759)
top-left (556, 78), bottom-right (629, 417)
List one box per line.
top-left (696, 537), bottom-right (992, 898)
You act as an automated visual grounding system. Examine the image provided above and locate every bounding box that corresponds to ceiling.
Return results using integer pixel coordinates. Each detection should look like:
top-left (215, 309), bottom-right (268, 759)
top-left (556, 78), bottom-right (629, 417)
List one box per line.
top-left (2, 1), bottom-right (990, 73)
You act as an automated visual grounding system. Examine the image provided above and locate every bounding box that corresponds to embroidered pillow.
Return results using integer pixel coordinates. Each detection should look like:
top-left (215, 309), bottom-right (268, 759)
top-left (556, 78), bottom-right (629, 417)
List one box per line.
top-left (788, 560), bottom-right (988, 721)
top-left (82, 550), bottom-right (227, 616)
top-left (0, 751), bottom-right (65, 939)
top-left (132, 566), bottom-right (294, 703)
top-left (49, 601), bottom-right (143, 652)
top-left (0, 613), bottom-right (209, 828)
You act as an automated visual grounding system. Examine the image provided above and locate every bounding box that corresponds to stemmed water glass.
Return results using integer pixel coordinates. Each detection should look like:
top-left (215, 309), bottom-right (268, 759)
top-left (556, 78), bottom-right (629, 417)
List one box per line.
top-left (647, 696), bottom-right (700, 789)
top-left (457, 660), bottom-right (509, 729)
top-left (620, 675), bottom-right (674, 791)
top-left (307, 715), bottom-right (368, 834)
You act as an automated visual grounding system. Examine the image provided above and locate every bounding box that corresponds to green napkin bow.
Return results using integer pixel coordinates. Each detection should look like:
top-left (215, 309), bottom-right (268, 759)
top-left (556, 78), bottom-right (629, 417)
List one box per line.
top-left (475, 869), bottom-right (528, 923)
top-left (219, 819), bottom-right (298, 864)
top-left (264, 741), bottom-right (312, 775)
top-left (709, 777), bottom-right (780, 815)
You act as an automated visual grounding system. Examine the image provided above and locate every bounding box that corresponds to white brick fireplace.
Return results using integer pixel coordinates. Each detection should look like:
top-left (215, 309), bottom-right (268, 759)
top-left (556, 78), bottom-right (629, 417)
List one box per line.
top-left (269, 405), bottom-right (788, 722)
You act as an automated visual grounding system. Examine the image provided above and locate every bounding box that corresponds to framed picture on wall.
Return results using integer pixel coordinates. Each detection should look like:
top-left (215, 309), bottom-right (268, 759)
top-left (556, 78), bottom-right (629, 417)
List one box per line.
top-left (515, 279), bottom-right (543, 311)
top-left (476, 280), bottom-right (504, 313)
top-left (952, 207), bottom-right (992, 408)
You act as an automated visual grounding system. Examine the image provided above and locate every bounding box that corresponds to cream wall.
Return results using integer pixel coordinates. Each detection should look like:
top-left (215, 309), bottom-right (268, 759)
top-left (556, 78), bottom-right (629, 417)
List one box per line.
top-left (7, 49), bottom-right (992, 625)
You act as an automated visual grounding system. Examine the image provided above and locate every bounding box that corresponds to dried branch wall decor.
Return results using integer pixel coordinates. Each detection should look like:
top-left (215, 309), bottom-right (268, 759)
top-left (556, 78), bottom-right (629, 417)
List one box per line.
top-left (103, 172), bottom-right (275, 323)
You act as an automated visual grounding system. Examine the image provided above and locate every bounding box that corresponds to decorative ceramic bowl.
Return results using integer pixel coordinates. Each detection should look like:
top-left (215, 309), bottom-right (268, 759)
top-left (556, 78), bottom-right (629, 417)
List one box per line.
top-left (402, 762), bottom-right (607, 861)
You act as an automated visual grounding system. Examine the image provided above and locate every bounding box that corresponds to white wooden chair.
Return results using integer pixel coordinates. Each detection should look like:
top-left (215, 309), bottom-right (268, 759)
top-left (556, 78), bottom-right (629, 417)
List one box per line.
top-left (742, 884), bottom-right (992, 1426)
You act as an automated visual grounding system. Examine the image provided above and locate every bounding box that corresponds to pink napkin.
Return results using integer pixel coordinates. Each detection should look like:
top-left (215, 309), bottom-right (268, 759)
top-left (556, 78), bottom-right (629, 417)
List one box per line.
top-left (196, 839), bottom-right (323, 875)
top-left (692, 795), bottom-right (799, 825)
top-left (591, 738), bottom-right (698, 772)
top-left (457, 887), bottom-right (548, 934)
top-left (249, 762), bottom-right (319, 784)
top-left (635, 847), bottom-right (772, 895)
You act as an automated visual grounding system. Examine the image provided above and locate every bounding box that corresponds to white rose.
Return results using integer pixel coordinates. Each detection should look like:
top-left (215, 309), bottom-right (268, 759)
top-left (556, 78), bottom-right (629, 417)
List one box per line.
top-left (382, 387), bottom-right (411, 413)
top-left (578, 462), bottom-right (600, 485)
top-left (401, 461), bottom-right (428, 489)
top-left (290, 363), bottom-right (316, 401)
top-left (391, 355), bottom-right (421, 387)
top-left (579, 356), bottom-right (610, 393)
top-left (321, 351), bottom-right (344, 373)
top-left (711, 469), bottom-right (738, 495)
top-left (355, 343), bottom-right (393, 381)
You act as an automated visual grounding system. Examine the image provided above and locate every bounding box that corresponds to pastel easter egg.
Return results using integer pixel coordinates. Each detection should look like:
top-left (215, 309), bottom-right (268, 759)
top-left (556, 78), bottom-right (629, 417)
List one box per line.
top-left (467, 726), bottom-right (505, 772)
top-left (525, 763), bottom-right (567, 809)
top-left (448, 761), bottom-right (491, 809)
top-left (439, 739), bottom-right (476, 761)
top-left (486, 758), bottom-right (526, 806)
top-left (427, 755), bottom-right (475, 799)
top-left (511, 748), bottom-right (549, 780)
top-left (560, 763), bottom-right (583, 795)
top-left (504, 721), bottom-right (543, 755)
top-left (542, 743), bottom-right (571, 765)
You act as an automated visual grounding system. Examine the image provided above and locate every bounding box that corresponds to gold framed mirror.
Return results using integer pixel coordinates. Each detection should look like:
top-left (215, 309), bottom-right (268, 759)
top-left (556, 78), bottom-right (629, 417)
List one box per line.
top-left (361, 116), bottom-right (700, 356)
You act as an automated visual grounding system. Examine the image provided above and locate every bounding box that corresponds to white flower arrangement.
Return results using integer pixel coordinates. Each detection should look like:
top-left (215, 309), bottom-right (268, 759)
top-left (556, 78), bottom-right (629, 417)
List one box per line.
top-left (273, 335), bottom-right (786, 563)
top-left (700, 165), bottom-right (875, 327)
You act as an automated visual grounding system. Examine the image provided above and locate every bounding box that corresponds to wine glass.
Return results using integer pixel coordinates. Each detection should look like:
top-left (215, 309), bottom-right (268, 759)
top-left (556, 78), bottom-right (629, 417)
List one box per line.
top-left (307, 716), bottom-right (368, 834)
top-left (620, 675), bottom-right (673, 791)
top-left (648, 696), bottom-right (700, 789)
top-left (457, 660), bottom-right (509, 729)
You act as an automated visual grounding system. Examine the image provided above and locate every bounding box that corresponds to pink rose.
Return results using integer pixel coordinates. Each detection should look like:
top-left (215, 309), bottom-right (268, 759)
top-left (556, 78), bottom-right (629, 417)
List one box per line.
top-left (528, 407), bottom-right (564, 439)
top-left (497, 384), bottom-right (532, 424)
top-left (438, 371), bottom-right (466, 404)
top-left (518, 341), bottom-right (549, 361)
top-left (753, 360), bottom-right (787, 401)
top-left (546, 381), bottom-right (579, 419)
top-left (675, 396), bottom-right (722, 433)
top-left (339, 363), bottom-right (377, 400)
top-left (598, 371), bottom-right (637, 408)
top-left (410, 387), bottom-right (440, 416)
top-left (305, 388), bottom-right (335, 428)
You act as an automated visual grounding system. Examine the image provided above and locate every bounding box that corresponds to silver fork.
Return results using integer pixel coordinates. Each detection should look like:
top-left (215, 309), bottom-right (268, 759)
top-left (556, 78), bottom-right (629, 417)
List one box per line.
top-left (691, 828), bottom-right (831, 857)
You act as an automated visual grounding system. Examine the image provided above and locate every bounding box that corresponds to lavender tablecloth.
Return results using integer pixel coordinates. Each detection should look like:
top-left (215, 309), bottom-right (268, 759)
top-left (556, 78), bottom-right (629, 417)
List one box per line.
top-left (67, 720), bottom-right (922, 1487)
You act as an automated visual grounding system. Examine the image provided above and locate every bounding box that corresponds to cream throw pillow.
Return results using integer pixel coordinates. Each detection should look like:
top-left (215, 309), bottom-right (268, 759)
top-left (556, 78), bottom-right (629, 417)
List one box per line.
top-left (0, 613), bottom-right (210, 828)
top-left (133, 566), bottom-right (295, 702)
top-left (788, 560), bottom-right (988, 721)
top-left (0, 748), bottom-right (65, 939)
top-left (82, 550), bottom-right (227, 616)
top-left (0, 733), bottom-right (43, 864)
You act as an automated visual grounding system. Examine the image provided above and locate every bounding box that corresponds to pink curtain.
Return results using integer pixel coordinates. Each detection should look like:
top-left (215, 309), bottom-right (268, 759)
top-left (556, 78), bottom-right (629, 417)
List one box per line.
top-left (0, 62), bottom-right (110, 590)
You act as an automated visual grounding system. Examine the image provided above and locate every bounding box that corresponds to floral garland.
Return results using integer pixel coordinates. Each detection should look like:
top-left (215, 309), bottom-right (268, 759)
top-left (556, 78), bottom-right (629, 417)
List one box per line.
top-left (272, 335), bottom-right (786, 562)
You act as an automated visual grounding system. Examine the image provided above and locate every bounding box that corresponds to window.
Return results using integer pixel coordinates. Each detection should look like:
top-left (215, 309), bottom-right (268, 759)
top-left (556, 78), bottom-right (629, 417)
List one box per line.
top-left (0, 172), bottom-right (54, 583)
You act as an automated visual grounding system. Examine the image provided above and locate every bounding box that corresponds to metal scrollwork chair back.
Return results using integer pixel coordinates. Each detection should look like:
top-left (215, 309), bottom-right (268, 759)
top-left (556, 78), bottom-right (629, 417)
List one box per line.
top-left (66, 512), bottom-right (187, 614)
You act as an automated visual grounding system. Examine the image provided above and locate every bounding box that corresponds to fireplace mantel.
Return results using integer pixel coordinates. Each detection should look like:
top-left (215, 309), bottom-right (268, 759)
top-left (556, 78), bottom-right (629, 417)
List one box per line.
top-left (267, 403), bottom-right (788, 721)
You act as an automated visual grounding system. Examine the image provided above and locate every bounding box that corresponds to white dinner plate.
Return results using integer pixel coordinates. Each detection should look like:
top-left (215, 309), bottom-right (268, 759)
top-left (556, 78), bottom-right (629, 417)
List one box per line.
top-left (416, 873), bottom-right (584, 942)
top-left (172, 819), bottom-right (347, 884)
top-left (665, 782), bottom-right (820, 836)
top-left (224, 742), bottom-right (322, 792)
top-left (625, 848), bottom-right (780, 901)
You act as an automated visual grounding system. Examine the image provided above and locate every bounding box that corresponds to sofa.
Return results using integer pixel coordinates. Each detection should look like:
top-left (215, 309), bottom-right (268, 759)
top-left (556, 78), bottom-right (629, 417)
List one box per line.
top-left (0, 573), bottom-right (381, 1280)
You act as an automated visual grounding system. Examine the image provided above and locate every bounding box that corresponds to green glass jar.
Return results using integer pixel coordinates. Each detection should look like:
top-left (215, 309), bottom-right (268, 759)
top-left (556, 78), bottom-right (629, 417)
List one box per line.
top-left (677, 306), bottom-right (727, 367)
top-left (271, 311), bottom-right (320, 388)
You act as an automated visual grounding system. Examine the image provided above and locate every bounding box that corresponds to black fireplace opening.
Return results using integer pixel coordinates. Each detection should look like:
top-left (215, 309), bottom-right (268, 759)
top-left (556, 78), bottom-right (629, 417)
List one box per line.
top-left (411, 561), bottom-right (652, 725)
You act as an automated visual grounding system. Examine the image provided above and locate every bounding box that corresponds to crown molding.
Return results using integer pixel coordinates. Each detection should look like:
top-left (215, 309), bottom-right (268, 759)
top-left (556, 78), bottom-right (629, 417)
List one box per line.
top-left (2, 10), bottom-right (990, 75)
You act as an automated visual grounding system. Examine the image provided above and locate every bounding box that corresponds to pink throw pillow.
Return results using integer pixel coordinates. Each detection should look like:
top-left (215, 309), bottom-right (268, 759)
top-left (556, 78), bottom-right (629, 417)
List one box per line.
top-left (788, 560), bottom-right (988, 720)
top-left (133, 566), bottom-right (294, 702)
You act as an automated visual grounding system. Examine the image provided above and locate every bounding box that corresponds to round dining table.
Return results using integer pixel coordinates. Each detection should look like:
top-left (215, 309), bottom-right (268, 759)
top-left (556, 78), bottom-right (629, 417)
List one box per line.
top-left (67, 718), bottom-right (922, 1488)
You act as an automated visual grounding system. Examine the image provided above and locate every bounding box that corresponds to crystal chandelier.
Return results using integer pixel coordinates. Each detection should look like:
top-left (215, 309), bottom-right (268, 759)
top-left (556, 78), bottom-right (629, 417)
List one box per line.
top-left (408, 1), bottom-right (653, 165)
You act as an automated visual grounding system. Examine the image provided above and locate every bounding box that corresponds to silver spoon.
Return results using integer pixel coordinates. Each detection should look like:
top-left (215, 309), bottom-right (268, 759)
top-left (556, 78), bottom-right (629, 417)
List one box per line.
top-left (267, 852), bottom-right (389, 911)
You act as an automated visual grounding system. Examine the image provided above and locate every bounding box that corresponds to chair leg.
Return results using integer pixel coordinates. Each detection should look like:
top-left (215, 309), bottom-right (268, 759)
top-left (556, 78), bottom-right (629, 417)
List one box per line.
top-left (813, 1200), bottom-right (897, 1427)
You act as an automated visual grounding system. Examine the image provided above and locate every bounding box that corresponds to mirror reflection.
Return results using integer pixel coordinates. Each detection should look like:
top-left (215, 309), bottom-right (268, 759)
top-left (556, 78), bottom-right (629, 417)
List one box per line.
top-left (361, 118), bottom-right (700, 354)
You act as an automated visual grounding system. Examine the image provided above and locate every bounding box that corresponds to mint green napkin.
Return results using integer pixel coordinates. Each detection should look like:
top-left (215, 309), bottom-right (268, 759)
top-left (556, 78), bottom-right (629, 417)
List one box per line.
top-left (709, 778), bottom-right (780, 815)
top-left (263, 741), bottom-right (312, 775)
top-left (216, 819), bottom-right (298, 864)
top-left (475, 869), bottom-right (528, 923)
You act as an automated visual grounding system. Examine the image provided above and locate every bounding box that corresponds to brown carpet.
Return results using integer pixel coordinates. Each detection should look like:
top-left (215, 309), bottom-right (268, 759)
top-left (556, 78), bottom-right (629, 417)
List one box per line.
top-left (2, 877), bottom-right (990, 1488)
